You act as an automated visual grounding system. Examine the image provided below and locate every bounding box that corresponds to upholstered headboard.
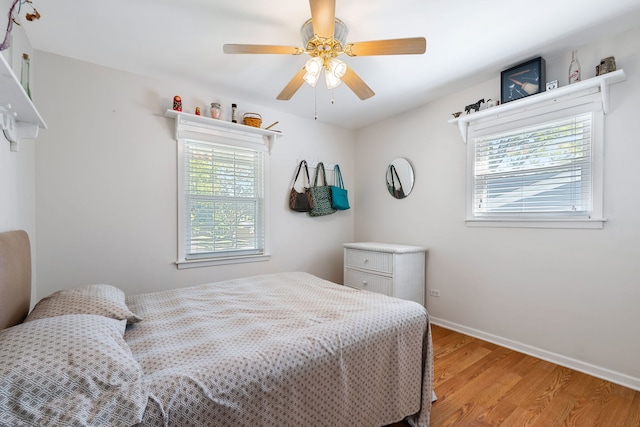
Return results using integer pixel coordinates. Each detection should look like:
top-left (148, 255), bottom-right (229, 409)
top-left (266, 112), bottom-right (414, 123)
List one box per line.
top-left (0, 230), bottom-right (31, 330)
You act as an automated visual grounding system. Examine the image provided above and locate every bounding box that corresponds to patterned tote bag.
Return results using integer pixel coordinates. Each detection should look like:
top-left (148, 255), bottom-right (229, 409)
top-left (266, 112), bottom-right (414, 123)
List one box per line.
top-left (309, 162), bottom-right (337, 217)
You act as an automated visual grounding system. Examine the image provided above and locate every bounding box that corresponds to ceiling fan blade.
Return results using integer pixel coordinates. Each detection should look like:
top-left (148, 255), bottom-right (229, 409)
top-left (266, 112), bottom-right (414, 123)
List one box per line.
top-left (309, 0), bottom-right (335, 38)
top-left (277, 67), bottom-right (307, 100)
top-left (341, 67), bottom-right (375, 100)
top-left (223, 44), bottom-right (303, 55)
top-left (345, 37), bottom-right (427, 56)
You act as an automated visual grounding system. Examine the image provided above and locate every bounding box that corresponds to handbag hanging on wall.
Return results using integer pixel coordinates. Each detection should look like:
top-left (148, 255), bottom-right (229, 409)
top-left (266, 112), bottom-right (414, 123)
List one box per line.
top-left (309, 162), bottom-right (337, 217)
top-left (289, 160), bottom-right (314, 212)
top-left (388, 165), bottom-right (406, 199)
top-left (330, 164), bottom-right (350, 210)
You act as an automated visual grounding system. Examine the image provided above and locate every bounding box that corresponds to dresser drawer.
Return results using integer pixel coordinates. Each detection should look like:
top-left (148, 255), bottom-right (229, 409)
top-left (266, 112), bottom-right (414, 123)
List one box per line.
top-left (345, 249), bottom-right (392, 274)
top-left (344, 269), bottom-right (393, 296)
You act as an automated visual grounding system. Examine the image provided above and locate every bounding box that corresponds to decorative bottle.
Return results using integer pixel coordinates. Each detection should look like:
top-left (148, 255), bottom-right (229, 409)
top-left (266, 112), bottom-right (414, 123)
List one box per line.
top-left (20, 53), bottom-right (31, 99)
top-left (210, 103), bottom-right (221, 119)
top-left (231, 103), bottom-right (237, 123)
top-left (568, 50), bottom-right (581, 84)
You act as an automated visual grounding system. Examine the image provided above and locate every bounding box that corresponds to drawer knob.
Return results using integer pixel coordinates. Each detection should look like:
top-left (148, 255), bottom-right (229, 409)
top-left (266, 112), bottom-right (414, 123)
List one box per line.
top-left (362, 280), bottom-right (368, 286)
top-left (364, 258), bottom-right (369, 263)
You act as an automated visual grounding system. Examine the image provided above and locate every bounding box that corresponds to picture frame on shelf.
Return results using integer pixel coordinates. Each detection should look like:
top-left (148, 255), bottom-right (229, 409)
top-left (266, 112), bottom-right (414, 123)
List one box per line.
top-left (501, 57), bottom-right (546, 104)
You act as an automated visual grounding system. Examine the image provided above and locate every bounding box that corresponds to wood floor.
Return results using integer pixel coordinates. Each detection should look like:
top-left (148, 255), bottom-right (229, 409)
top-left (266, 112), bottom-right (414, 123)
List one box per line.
top-left (387, 325), bottom-right (640, 427)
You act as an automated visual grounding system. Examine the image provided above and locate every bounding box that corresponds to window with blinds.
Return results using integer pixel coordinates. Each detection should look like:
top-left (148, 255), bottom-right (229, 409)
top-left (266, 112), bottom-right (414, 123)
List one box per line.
top-left (473, 113), bottom-right (593, 216)
top-left (466, 91), bottom-right (605, 228)
top-left (182, 139), bottom-right (265, 260)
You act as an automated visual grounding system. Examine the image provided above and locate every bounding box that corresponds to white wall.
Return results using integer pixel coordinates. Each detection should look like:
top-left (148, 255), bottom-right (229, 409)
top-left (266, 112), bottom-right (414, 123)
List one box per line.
top-left (0, 130), bottom-right (36, 243)
top-left (353, 27), bottom-right (640, 389)
top-left (0, 116), bottom-right (35, 235)
top-left (0, 3), bottom-right (36, 299)
top-left (33, 51), bottom-right (355, 297)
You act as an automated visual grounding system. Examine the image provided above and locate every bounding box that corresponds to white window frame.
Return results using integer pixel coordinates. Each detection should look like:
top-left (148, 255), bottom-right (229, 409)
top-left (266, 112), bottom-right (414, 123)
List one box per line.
top-left (175, 120), bottom-right (271, 269)
top-left (466, 88), bottom-right (605, 229)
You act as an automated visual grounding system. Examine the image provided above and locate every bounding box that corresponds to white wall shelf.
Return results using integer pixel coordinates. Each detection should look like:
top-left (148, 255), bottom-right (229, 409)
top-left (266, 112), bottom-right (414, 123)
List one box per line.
top-left (165, 109), bottom-right (283, 152)
top-left (449, 69), bottom-right (626, 143)
top-left (0, 52), bottom-right (47, 151)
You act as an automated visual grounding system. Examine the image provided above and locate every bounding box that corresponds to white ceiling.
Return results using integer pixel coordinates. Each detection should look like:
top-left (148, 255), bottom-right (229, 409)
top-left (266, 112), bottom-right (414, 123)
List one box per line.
top-left (22, 0), bottom-right (640, 130)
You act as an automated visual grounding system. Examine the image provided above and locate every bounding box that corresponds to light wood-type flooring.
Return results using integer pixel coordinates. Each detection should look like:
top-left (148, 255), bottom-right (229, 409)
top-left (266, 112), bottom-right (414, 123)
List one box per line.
top-left (386, 324), bottom-right (640, 427)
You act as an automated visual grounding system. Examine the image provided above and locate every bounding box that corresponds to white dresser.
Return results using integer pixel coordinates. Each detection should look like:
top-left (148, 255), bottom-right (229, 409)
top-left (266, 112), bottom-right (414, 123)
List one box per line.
top-left (343, 242), bottom-right (426, 306)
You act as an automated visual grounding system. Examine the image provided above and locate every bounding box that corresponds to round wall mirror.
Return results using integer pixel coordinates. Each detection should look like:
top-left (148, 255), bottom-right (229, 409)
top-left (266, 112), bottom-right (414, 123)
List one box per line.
top-left (386, 158), bottom-right (414, 199)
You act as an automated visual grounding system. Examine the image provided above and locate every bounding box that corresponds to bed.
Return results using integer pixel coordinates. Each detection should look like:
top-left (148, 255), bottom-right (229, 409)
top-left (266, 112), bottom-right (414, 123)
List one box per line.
top-left (0, 230), bottom-right (433, 426)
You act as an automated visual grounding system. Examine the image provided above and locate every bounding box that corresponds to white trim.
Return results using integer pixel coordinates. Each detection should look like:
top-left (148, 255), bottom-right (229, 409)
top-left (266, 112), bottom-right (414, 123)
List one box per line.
top-left (176, 254), bottom-right (271, 269)
top-left (173, 120), bottom-right (271, 268)
top-left (165, 109), bottom-right (282, 153)
top-left (468, 92), bottom-right (602, 138)
top-left (465, 218), bottom-right (606, 229)
top-left (449, 69), bottom-right (625, 143)
top-left (430, 317), bottom-right (640, 392)
top-left (465, 97), bottom-right (605, 228)
top-left (176, 140), bottom-right (186, 263)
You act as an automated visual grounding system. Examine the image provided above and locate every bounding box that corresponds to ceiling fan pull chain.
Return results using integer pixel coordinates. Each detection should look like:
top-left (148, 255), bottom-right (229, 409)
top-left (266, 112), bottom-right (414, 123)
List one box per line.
top-left (314, 84), bottom-right (318, 120)
top-left (330, 88), bottom-right (335, 105)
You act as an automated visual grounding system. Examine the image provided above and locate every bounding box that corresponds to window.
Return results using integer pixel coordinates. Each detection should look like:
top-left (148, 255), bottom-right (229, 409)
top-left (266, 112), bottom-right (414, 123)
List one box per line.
top-left (176, 127), bottom-right (270, 268)
top-left (466, 91), bottom-right (604, 228)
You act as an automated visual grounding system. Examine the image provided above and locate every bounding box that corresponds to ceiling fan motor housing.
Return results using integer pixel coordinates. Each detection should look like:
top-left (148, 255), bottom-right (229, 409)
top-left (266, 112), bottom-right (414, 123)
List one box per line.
top-left (301, 18), bottom-right (348, 62)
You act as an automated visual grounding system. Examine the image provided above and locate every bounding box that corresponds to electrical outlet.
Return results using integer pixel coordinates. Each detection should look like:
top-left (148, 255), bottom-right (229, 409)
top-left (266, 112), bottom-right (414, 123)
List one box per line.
top-left (429, 289), bottom-right (440, 297)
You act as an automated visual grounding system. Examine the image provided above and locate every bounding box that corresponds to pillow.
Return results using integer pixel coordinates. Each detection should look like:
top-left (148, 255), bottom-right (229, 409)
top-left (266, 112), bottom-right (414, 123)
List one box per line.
top-left (0, 314), bottom-right (148, 426)
top-left (25, 284), bottom-right (142, 324)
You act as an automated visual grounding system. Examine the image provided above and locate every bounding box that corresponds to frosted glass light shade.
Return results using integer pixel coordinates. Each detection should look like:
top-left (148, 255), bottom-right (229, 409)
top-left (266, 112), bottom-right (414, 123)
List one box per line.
top-left (328, 58), bottom-right (347, 78)
top-left (303, 57), bottom-right (322, 87)
top-left (325, 58), bottom-right (346, 89)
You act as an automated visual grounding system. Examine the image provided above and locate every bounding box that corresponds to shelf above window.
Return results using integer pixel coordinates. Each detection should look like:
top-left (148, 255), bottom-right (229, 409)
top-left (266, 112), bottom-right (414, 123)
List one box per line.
top-left (0, 52), bottom-right (47, 151)
top-left (165, 109), bottom-right (283, 153)
top-left (449, 69), bottom-right (626, 143)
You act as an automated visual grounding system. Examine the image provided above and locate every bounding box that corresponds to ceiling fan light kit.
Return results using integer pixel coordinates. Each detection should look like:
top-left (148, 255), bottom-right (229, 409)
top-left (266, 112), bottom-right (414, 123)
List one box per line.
top-left (222, 0), bottom-right (426, 103)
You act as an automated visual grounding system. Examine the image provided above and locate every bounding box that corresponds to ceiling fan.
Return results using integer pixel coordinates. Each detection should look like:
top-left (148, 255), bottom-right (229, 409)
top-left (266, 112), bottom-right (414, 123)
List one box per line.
top-left (223, 0), bottom-right (426, 101)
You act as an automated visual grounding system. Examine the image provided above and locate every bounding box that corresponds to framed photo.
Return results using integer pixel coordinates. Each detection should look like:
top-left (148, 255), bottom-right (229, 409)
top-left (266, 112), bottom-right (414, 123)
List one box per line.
top-left (501, 57), bottom-right (546, 104)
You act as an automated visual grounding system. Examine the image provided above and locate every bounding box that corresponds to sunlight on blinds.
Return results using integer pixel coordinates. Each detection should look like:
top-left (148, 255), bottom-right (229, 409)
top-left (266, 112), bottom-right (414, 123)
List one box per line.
top-left (184, 140), bottom-right (264, 259)
top-left (473, 113), bottom-right (592, 216)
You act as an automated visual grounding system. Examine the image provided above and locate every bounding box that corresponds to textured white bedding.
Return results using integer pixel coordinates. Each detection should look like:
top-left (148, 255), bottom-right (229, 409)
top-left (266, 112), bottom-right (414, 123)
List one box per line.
top-left (125, 271), bottom-right (433, 427)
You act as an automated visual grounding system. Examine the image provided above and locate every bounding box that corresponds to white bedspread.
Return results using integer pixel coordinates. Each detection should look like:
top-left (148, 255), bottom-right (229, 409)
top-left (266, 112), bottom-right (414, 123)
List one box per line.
top-left (125, 271), bottom-right (432, 427)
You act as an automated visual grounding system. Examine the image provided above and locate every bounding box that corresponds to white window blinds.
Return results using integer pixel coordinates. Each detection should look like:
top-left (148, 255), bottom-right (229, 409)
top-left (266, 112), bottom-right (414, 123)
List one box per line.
top-left (183, 139), bottom-right (265, 259)
top-left (472, 112), bottom-right (594, 217)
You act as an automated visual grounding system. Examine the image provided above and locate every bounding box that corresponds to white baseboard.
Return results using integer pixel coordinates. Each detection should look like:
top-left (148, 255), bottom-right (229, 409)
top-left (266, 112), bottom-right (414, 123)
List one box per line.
top-left (430, 317), bottom-right (640, 392)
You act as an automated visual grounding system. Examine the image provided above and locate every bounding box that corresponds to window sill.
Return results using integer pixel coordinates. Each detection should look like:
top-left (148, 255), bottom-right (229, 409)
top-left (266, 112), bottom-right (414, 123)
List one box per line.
top-left (465, 218), bottom-right (606, 229)
top-left (176, 254), bottom-right (271, 269)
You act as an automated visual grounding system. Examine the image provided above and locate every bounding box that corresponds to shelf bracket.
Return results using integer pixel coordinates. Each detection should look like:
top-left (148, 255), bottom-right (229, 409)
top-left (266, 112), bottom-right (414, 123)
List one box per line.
top-left (457, 119), bottom-right (468, 144)
top-left (0, 105), bottom-right (40, 151)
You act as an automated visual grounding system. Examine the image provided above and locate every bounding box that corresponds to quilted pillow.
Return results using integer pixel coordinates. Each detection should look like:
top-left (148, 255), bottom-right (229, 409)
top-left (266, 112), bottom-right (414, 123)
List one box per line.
top-left (25, 284), bottom-right (142, 324)
top-left (0, 314), bottom-right (148, 426)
